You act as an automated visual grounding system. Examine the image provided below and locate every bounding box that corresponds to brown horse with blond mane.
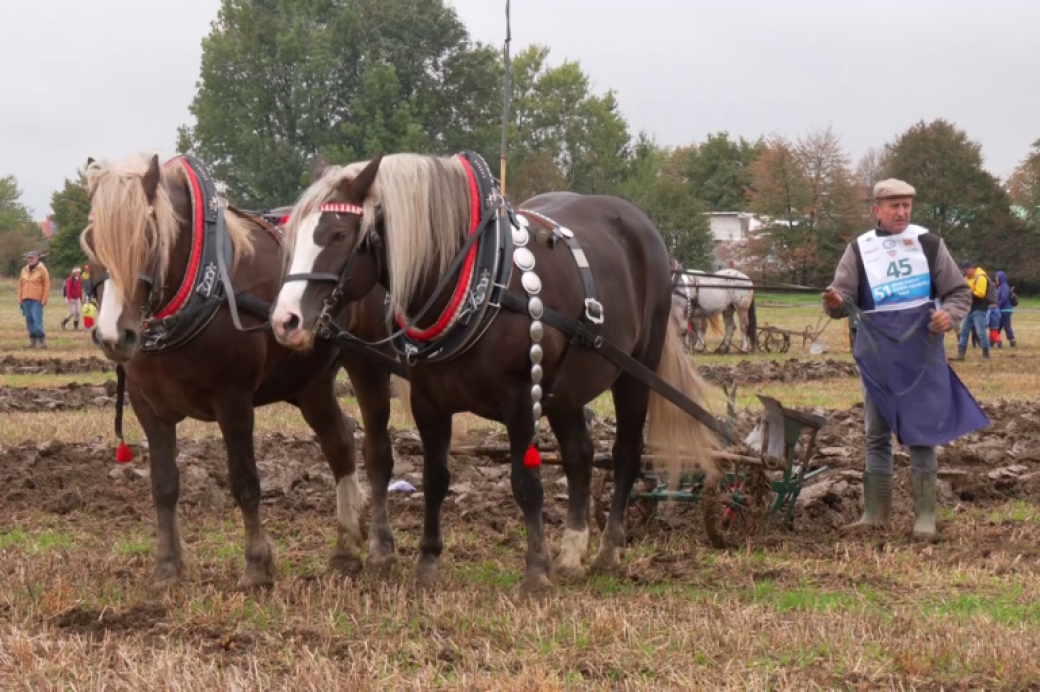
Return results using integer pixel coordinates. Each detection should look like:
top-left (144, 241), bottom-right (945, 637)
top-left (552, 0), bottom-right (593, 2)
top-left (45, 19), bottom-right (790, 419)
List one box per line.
top-left (270, 151), bottom-right (718, 594)
top-left (81, 152), bottom-right (400, 589)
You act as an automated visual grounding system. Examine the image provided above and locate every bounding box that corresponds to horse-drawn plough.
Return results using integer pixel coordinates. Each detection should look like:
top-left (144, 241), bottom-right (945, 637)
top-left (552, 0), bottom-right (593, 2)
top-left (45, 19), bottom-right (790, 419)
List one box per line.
top-left (755, 313), bottom-right (832, 354)
top-left (454, 391), bottom-right (830, 548)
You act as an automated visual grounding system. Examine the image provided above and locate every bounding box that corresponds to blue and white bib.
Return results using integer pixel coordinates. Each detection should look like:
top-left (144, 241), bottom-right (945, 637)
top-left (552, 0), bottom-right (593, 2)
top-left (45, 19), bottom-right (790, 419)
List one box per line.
top-left (856, 224), bottom-right (931, 312)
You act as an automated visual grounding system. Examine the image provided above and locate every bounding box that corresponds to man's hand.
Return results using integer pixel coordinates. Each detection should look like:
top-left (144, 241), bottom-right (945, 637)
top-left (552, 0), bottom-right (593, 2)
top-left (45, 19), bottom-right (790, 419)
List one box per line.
top-left (929, 308), bottom-right (951, 333)
top-left (822, 287), bottom-right (844, 311)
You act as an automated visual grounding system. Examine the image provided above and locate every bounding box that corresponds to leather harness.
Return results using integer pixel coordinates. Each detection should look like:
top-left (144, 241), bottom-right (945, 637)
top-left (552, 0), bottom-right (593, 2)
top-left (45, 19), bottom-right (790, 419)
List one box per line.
top-left (93, 151), bottom-right (725, 447)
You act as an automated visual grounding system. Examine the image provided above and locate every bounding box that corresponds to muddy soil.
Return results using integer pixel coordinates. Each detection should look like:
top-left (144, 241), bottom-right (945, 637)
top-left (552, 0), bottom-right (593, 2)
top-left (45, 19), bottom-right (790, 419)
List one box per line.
top-left (697, 358), bottom-right (859, 387)
top-left (2, 400), bottom-right (1035, 552)
top-left (0, 381), bottom-right (120, 412)
top-left (0, 355), bottom-right (115, 375)
top-left (0, 379), bottom-right (369, 413)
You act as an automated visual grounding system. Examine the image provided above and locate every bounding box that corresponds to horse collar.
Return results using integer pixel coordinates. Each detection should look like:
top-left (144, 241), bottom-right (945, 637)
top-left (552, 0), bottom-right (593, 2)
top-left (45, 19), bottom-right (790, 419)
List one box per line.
top-left (389, 150), bottom-right (513, 365)
top-left (138, 155), bottom-right (237, 352)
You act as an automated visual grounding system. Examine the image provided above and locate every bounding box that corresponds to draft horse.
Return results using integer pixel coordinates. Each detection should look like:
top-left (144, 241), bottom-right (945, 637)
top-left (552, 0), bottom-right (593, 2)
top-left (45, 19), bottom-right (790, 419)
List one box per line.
top-left (270, 151), bottom-right (718, 593)
top-left (670, 259), bottom-right (757, 353)
top-left (81, 152), bottom-right (400, 589)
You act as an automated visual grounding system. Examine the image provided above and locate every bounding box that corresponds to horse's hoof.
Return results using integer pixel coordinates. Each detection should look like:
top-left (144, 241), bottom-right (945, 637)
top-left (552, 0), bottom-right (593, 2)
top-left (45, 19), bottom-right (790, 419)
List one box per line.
top-left (149, 562), bottom-right (184, 592)
top-left (590, 550), bottom-right (622, 575)
top-left (519, 572), bottom-right (554, 597)
top-left (553, 561), bottom-right (587, 583)
top-left (414, 559), bottom-right (439, 589)
top-left (329, 552), bottom-right (364, 576)
top-left (365, 551), bottom-right (398, 576)
top-left (240, 562), bottom-right (275, 590)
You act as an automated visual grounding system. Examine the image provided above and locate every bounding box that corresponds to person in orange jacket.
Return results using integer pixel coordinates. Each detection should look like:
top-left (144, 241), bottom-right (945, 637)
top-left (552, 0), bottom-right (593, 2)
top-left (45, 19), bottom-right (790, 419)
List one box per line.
top-left (17, 250), bottom-right (51, 349)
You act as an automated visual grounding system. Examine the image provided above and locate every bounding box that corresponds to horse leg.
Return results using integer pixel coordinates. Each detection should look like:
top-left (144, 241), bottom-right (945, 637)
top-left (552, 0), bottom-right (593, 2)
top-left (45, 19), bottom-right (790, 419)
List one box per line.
top-left (506, 403), bottom-right (552, 594)
top-left (215, 394), bottom-right (274, 588)
top-left (132, 393), bottom-right (184, 590)
top-left (342, 358), bottom-right (397, 572)
top-left (695, 318), bottom-right (707, 352)
top-left (720, 307), bottom-right (737, 354)
top-left (411, 390), bottom-right (453, 588)
top-left (297, 373), bottom-right (367, 576)
top-left (547, 406), bottom-right (593, 581)
top-left (593, 372), bottom-right (649, 572)
top-left (737, 307), bottom-right (751, 351)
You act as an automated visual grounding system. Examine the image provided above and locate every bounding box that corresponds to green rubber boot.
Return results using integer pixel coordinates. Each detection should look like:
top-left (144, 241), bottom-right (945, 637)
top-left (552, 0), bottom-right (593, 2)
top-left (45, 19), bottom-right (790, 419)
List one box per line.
top-left (843, 471), bottom-right (892, 532)
top-left (911, 472), bottom-right (938, 541)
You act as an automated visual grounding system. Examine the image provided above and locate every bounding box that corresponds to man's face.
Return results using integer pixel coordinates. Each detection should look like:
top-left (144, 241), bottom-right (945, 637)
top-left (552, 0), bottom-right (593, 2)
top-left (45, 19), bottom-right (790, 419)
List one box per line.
top-left (873, 197), bottom-right (913, 233)
top-left (964, 266), bottom-right (977, 279)
top-left (27, 256), bottom-right (38, 267)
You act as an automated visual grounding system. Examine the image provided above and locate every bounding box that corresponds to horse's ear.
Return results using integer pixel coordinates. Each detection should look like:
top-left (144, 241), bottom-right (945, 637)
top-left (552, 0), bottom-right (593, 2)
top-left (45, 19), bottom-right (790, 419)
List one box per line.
top-left (349, 153), bottom-right (383, 200)
top-left (86, 157), bottom-right (95, 167)
top-left (310, 153), bottom-right (328, 182)
top-left (142, 154), bottom-right (161, 202)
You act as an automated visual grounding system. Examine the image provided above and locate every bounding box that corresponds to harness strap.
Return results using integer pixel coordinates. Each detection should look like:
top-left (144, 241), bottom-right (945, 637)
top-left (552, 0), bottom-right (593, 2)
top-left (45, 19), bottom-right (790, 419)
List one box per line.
top-left (333, 330), bottom-right (409, 378)
top-left (499, 291), bottom-right (723, 436)
top-left (115, 364), bottom-right (126, 441)
top-left (561, 233), bottom-right (603, 324)
top-left (214, 196), bottom-right (269, 334)
top-left (284, 272), bottom-right (342, 283)
top-left (233, 292), bottom-right (275, 320)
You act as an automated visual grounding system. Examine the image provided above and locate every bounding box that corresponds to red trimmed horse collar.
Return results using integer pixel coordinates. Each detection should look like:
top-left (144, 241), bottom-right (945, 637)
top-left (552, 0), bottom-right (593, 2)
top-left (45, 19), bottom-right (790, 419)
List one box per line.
top-left (126, 155), bottom-right (237, 352)
top-left (389, 150), bottom-right (514, 364)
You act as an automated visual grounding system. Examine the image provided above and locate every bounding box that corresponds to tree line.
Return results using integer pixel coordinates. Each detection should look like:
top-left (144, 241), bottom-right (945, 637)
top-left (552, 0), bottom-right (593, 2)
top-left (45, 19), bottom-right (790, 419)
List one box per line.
top-left (3, 0), bottom-right (1039, 292)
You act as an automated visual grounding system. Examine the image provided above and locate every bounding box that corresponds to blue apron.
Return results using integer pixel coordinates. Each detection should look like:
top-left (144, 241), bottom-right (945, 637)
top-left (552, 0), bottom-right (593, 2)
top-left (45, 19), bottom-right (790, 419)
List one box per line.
top-left (853, 301), bottom-right (990, 446)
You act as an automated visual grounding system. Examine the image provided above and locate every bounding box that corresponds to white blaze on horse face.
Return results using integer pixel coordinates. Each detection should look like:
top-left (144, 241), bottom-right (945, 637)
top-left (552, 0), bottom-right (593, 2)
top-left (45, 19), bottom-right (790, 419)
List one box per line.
top-left (272, 212), bottom-right (322, 330)
top-left (97, 279), bottom-right (123, 344)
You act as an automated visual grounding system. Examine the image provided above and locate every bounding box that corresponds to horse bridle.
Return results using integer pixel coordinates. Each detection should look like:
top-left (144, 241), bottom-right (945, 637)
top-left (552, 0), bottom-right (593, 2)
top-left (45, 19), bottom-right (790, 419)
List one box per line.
top-left (83, 208), bottom-right (167, 323)
top-left (281, 195), bottom-right (504, 350)
top-left (280, 203), bottom-right (383, 339)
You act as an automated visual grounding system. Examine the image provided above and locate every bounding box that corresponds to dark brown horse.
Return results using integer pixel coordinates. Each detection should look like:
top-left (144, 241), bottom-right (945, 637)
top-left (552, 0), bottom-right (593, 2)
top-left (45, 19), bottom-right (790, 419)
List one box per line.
top-left (81, 152), bottom-right (400, 589)
top-left (270, 152), bottom-right (718, 594)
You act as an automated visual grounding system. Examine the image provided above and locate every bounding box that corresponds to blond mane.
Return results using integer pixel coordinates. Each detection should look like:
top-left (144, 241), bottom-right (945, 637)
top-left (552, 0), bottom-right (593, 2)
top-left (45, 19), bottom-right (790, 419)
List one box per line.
top-left (286, 153), bottom-right (472, 316)
top-left (82, 153), bottom-right (256, 305)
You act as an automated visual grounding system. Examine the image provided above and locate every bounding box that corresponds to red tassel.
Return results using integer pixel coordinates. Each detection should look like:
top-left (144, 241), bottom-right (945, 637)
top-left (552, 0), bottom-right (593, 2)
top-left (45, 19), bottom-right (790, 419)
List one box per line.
top-left (116, 440), bottom-right (134, 464)
top-left (524, 444), bottom-right (541, 469)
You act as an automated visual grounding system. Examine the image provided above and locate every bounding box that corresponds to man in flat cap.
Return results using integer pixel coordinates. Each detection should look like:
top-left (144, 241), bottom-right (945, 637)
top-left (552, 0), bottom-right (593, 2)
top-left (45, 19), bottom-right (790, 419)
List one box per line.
top-left (17, 250), bottom-right (50, 348)
top-left (821, 178), bottom-right (988, 540)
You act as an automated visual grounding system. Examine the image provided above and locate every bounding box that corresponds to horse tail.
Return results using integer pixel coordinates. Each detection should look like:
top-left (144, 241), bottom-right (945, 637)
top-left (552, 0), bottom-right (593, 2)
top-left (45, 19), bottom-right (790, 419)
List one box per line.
top-left (747, 297), bottom-right (758, 350)
top-left (646, 317), bottom-right (719, 487)
top-left (707, 314), bottom-right (724, 336)
top-left (392, 375), bottom-right (414, 427)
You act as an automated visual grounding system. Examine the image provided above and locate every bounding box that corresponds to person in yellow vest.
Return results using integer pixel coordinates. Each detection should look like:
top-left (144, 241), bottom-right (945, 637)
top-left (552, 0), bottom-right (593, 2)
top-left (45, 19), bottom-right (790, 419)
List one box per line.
top-left (952, 261), bottom-right (992, 361)
top-left (17, 251), bottom-right (51, 349)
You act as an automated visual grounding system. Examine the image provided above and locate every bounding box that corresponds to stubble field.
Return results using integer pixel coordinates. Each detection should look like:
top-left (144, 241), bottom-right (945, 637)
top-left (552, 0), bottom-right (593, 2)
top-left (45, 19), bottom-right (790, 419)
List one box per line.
top-left (2, 278), bottom-right (1040, 690)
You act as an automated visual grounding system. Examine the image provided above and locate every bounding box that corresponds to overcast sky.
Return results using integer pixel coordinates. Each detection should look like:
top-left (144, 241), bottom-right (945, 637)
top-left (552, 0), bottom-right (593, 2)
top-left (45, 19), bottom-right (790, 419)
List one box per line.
top-left (2, 0), bottom-right (1037, 218)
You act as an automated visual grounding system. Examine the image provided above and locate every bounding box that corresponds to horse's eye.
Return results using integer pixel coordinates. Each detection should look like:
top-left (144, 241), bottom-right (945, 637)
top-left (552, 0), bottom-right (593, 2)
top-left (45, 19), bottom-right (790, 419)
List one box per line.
top-left (332, 232), bottom-right (347, 243)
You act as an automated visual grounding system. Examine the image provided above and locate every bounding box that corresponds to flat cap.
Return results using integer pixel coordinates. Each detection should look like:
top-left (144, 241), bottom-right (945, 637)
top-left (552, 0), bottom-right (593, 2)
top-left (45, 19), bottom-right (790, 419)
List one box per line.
top-left (960, 260), bottom-right (976, 270)
top-left (24, 250), bottom-right (38, 258)
top-left (873, 178), bottom-right (916, 199)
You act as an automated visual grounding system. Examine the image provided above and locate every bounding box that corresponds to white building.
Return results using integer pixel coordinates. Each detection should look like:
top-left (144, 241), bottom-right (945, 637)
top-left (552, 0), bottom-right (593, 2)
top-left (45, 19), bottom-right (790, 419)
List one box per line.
top-left (703, 211), bottom-right (760, 271)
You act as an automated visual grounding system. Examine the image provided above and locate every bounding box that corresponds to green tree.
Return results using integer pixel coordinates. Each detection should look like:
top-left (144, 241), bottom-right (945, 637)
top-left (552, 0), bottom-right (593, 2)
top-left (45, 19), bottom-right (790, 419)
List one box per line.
top-left (0, 175), bottom-right (39, 277)
top-left (1008, 138), bottom-right (1040, 229)
top-left (618, 137), bottom-right (714, 268)
top-left (746, 127), bottom-right (864, 285)
top-left (178, 0), bottom-right (502, 207)
top-left (505, 45), bottom-right (630, 202)
top-left (675, 131), bottom-right (763, 211)
top-left (48, 171), bottom-right (91, 278)
top-left (880, 119), bottom-right (1009, 259)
